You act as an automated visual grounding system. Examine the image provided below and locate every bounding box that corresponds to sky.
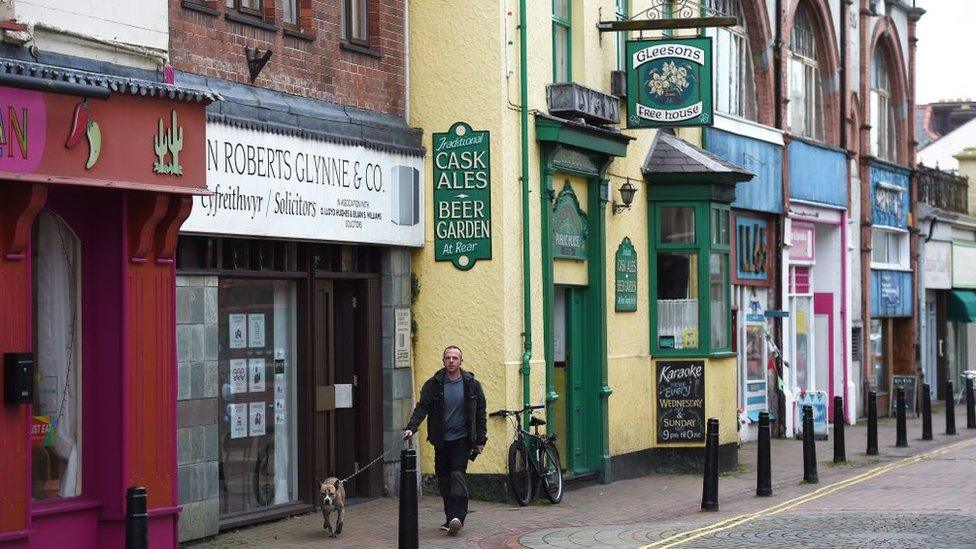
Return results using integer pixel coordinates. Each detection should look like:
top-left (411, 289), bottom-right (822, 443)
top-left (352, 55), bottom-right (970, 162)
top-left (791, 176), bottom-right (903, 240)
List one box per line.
top-left (914, 0), bottom-right (976, 104)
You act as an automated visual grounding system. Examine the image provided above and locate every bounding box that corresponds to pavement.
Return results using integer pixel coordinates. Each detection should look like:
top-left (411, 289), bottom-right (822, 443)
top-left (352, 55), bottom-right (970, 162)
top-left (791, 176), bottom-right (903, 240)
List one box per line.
top-left (184, 406), bottom-right (976, 548)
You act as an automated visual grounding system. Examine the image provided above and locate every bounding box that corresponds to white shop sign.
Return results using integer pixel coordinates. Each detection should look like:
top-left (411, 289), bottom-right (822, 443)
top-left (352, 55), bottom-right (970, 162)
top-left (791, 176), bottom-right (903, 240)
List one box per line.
top-left (182, 122), bottom-right (424, 246)
top-left (953, 241), bottom-right (976, 289)
top-left (924, 241), bottom-right (951, 290)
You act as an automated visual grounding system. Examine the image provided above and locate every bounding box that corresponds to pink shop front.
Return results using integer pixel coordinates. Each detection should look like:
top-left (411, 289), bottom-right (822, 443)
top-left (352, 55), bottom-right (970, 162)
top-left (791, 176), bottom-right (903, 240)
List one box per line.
top-left (0, 64), bottom-right (213, 549)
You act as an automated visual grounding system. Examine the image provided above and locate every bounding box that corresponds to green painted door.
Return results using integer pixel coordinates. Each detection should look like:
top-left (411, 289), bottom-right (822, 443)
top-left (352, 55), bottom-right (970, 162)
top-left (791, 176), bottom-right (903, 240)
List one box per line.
top-left (565, 286), bottom-right (590, 474)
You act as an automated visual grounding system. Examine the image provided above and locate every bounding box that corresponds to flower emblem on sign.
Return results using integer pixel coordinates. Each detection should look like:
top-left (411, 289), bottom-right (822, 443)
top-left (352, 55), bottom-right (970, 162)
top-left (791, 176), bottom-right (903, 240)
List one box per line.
top-left (646, 60), bottom-right (695, 105)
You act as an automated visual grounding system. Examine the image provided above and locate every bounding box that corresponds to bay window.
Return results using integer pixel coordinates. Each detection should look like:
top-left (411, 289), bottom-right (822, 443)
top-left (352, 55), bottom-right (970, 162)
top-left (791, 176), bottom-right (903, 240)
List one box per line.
top-left (788, 5), bottom-right (824, 140)
top-left (653, 203), bottom-right (731, 354)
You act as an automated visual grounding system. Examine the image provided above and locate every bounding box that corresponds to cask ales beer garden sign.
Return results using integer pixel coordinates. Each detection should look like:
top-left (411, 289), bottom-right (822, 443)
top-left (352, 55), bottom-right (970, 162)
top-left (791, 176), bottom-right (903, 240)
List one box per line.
top-left (433, 122), bottom-right (492, 270)
top-left (626, 38), bottom-right (713, 128)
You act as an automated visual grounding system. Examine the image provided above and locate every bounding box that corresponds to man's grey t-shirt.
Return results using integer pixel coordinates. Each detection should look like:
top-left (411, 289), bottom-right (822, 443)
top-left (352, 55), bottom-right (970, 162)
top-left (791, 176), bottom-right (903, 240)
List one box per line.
top-left (442, 375), bottom-right (467, 441)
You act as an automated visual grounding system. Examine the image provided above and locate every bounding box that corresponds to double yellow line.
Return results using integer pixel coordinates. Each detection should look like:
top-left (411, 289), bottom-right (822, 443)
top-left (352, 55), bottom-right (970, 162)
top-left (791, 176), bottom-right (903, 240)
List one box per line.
top-left (642, 437), bottom-right (976, 548)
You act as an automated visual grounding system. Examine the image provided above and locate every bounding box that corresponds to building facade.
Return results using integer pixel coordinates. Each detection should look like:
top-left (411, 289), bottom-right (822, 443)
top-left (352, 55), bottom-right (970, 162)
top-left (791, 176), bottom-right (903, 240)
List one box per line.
top-left (167, 0), bottom-right (422, 542)
top-left (0, 1), bottom-right (214, 547)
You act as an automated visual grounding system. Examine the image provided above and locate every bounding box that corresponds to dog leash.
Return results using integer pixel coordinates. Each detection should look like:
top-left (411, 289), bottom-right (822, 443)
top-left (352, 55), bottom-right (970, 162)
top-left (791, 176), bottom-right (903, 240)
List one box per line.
top-left (337, 449), bottom-right (392, 485)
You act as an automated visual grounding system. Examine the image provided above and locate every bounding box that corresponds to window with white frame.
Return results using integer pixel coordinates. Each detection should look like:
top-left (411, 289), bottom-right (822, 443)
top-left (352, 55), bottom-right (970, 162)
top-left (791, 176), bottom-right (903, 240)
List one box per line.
top-left (871, 49), bottom-right (898, 161)
top-left (283, 0), bottom-right (298, 25)
top-left (871, 227), bottom-right (909, 268)
top-left (788, 5), bottom-right (824, 140)
top-left (341, 0), bottom-right (369, 45)
top-left (709, 0), bottom-right (757, 120)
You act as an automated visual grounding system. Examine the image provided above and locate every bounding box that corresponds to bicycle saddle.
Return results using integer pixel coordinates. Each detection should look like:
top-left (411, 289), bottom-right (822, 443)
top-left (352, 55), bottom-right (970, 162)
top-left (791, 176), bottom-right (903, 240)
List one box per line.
top-left (529, 416), bottom-right (546, 427)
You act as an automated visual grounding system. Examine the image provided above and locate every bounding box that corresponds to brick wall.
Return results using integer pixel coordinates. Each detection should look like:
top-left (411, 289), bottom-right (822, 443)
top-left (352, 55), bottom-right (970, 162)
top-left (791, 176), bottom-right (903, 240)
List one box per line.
top-left (169, 0), bottom-right (405, 116)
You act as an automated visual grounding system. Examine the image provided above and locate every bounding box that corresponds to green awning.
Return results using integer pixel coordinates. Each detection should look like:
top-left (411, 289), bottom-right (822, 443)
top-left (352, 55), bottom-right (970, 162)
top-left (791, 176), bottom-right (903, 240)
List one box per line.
top-left (948, 290), bottom-right (976, 322)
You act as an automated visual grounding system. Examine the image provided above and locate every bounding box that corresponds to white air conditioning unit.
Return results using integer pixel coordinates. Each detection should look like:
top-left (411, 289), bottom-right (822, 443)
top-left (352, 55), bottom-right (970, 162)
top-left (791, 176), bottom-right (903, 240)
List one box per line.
top-left (391, 165), bottom-right (420, 226)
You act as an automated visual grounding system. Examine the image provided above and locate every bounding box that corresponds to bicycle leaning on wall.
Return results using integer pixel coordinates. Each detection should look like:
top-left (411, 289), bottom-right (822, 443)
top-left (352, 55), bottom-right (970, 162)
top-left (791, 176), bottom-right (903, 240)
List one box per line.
top-left (489, 404), bottom-right (563, 506)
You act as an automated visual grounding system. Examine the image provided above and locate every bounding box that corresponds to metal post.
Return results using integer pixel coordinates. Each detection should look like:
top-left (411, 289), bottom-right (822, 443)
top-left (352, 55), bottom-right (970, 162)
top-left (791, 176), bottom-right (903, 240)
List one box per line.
top-left (701, 418), bottom-right (720, 511)
top-left (921, 383), bottom-right (933, 441)
top-left (125, 486), bottom-right (148, 549)
top-left (896, 386), bottom-right (908, 447)
top-left (866, 391), bottom-right (879, 455)
top-left (967, 377), bottom-right (975, 429)
top-left (398, 447), bottom-right (419, 549)
top-left (833, 396), bottom-right (845, 463)
top-left (757, 411), bottom-right (772, 496)
top-left (946, 380), bottom-right (957, 436)
top-left (802, 405), bottom-right (818, 483)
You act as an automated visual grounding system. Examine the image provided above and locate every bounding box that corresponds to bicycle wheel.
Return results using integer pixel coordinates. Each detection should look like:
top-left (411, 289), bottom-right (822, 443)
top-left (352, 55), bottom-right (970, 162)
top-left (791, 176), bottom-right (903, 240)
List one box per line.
top-left (540, 441), bottom-right (563, 504)
top-left (507, 440), bottom-right (534, 506)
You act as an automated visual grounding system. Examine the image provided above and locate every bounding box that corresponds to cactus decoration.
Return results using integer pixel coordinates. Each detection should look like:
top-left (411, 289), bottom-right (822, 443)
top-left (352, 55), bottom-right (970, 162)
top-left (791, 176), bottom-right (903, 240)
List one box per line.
top-left (152, 110), bottom-right (185, 176)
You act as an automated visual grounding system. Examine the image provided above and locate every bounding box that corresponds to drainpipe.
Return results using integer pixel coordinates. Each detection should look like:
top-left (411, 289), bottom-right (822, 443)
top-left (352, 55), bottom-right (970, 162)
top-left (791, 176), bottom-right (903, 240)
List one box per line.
top-left (518, 0), bottom-right (533, 429)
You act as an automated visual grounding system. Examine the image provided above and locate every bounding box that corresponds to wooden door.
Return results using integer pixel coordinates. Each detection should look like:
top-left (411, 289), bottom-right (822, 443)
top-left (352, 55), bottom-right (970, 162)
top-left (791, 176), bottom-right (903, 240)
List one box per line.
top-left (312, 280), bottom-right (335, 489)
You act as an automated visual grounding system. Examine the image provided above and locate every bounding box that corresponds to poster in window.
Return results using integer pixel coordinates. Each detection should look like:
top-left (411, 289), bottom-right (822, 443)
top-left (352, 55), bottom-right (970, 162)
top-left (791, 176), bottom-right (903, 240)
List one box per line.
top-left (249, 358), bottom-right (266, 393)
top-left (230, 403), bottom-right (247, 439)
top-left (229, 314), bottom-right (247, 349)
top-left (229, 359), bottom-right (248, 394)
top-left (248, 313), bottom-right (266, 348)
top-left (249, 402), bottom-right (266, 437)
top-left (745, 324), bottom-right (764, 380)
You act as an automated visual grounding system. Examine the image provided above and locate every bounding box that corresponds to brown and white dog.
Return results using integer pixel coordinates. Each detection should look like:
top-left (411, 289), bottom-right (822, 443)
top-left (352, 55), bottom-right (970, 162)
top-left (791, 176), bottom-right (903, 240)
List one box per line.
top-left (320, 477), bottom-right (346, 537)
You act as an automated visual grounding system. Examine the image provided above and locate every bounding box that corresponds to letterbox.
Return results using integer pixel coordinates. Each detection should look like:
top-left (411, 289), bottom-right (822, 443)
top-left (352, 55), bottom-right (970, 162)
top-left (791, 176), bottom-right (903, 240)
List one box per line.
top-left (4, 352), bottom-right (34, 405)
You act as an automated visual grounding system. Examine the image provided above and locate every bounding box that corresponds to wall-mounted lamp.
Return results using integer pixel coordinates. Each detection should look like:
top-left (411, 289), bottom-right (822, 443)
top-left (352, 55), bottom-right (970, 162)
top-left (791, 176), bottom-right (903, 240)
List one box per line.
top-left (612, 180), bottom-right (638, 215)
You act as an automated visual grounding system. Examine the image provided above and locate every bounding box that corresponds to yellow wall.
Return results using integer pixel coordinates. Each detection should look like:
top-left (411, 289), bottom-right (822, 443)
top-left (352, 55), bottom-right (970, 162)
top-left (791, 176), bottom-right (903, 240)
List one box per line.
top-left (408, 0), bottom-right (738, 476)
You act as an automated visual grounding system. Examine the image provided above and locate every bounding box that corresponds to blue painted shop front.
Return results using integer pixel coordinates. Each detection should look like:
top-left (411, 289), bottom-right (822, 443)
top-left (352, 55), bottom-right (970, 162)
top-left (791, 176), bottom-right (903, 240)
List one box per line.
top-left (786, 140), bottom-right (850, 431)
top-left (706, 127), bottom-right (782, 439)
top-left (868, 162), bottom-right (914, 415)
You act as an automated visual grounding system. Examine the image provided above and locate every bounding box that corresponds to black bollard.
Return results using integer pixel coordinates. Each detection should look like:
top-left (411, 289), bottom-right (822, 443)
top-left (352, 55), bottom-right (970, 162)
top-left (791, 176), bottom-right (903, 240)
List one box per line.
top-left (125, 486), bottom-right (148, 549)
top-left (398, 447), bottom-right (419, 549)
top-left (802, 405), bottom-right (818, 483)
top-left (701, 418), bottom-right (720, 511)
top-left (896, 387), bottom-right (908, 447)
top-left (866, 391), bottom-right (879, 456)
top-left (922, 383), bottom-right (933, 441)
top-left (967, 377), bottom-right (975, 429)
top-left (833, 396), bottom-right (846, 463)
top-left (756, 411), bottom-right (772, 497)
top-left (946, 380), bottom-right (957, 436)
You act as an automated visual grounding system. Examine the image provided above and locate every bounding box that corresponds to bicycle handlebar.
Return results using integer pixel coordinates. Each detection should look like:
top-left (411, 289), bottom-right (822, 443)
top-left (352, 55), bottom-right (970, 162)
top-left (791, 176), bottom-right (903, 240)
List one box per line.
top-left (489, 404), bottom-right (545, 418)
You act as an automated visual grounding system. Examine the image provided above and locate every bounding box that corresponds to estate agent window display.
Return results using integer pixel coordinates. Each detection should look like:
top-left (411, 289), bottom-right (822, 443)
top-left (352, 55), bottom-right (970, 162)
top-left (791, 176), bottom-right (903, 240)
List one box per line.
top-left (651, 201), bottom-right (732, 356)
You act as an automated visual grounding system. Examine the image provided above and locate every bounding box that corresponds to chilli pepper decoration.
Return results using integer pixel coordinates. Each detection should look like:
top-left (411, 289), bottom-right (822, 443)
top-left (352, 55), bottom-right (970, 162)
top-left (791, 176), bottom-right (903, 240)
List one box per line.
top-left (65, 100), bottom-right (101, 169)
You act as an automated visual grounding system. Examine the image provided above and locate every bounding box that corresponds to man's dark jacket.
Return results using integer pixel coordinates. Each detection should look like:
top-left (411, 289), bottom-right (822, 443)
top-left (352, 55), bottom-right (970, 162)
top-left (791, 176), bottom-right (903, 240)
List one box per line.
top-left (405, 369), bottom-right (487, 447)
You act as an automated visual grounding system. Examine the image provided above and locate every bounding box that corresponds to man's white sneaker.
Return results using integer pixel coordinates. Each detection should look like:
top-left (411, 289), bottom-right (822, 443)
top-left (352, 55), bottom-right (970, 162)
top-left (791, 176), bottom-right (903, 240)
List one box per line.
top-left (447, 517), bottom-right (462, 536)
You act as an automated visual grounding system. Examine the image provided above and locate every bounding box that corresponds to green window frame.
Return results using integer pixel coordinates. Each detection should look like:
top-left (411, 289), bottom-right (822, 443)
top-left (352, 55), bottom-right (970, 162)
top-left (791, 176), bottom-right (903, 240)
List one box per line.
top-left (650, 201), bottom-right (732, 356)
top-left (552, 0), bottom-right (572, 82)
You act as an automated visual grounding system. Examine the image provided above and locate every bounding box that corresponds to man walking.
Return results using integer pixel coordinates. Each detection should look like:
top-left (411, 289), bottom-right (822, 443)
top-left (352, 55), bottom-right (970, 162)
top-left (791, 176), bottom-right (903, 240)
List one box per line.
top-left (403, 345), bottom-right (487, 536)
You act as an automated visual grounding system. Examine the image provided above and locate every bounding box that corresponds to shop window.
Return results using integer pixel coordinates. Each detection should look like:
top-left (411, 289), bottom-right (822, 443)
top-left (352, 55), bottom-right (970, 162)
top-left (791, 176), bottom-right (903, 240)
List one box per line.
top-left (226, 0), bottom-right (262, 18)
top-left (788, 4), bottom-right (824, 141)
top-left (708, 0), bottom-right (757, 121)
top-left (871, 48), bottom-right (898, 162)
top-left (31, 211), bottom-right (82, 500)
top-left (653, 203), bottom-right (731, 354)
top-left (341, 0), bottom-right (369, 46)
top-left (552, 0), bottom-right (571, 82)
top-left (870, 319), bottom-right (888, 394)
top-left (218, 279), bottom-right (298, 514)
top-left (791, 296), bottom-right (812, 390)
top-left (870, 227), bottom-right (908, 269)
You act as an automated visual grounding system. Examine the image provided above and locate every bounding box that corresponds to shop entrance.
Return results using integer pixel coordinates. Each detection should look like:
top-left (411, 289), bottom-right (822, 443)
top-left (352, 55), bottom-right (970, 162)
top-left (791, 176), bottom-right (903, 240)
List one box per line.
top-left (552, 285), bottom-right (595, 475)
top-left (311, 278), bottom-right (381, 498)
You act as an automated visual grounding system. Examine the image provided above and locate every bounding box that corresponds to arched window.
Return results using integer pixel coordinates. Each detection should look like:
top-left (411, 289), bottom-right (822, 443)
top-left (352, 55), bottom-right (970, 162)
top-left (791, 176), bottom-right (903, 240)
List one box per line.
top-left (788, 4), bottom-right (824, 140)
top-left (32, 210), bottom-right (82, 500)
top-left (710, 0), bottom-right (757, 120)
top-left (871, 48), bottom-right (898, 161)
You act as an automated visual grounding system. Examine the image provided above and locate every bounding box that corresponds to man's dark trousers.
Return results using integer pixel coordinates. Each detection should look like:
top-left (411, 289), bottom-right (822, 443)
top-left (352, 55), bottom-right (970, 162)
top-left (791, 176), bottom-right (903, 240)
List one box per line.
top-left (434, 437), bottom-right (471, 523)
